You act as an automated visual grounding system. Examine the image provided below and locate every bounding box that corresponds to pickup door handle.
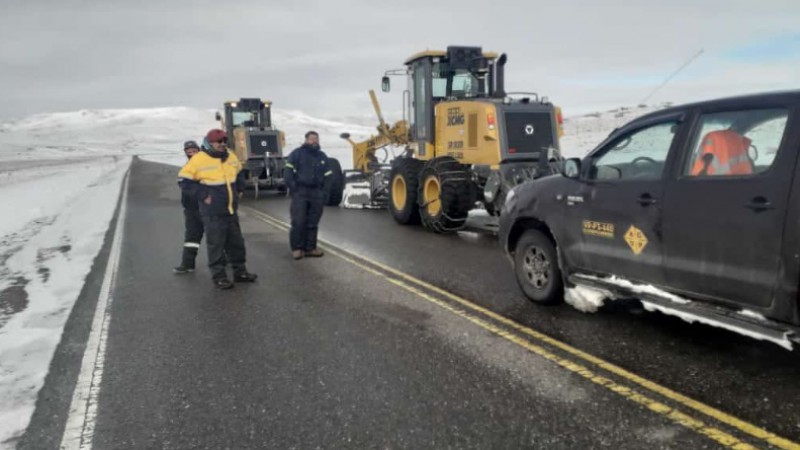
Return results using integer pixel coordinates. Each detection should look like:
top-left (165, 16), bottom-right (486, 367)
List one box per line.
top-left (745, 197), bottom-right (774, 211)
top-left (636, 194), bottom-right (657, 206)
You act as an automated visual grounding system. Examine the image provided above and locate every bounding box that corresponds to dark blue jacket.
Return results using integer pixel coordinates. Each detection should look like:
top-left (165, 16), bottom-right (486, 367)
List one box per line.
top-left (181, 188), bottom-right (200, 211)
top-left (284, 144), bottom-right (332, 191)
top-left (180, 155), bottom-right (200, 211)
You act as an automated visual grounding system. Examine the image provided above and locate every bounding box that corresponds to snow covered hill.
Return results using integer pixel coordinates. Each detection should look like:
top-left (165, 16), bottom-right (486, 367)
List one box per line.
top-left (0, 102), bottom-right (671, 169)
top-left (0, 107), bottom-right (376, 168)
top-left (559, 103), bottom-right (670, 158)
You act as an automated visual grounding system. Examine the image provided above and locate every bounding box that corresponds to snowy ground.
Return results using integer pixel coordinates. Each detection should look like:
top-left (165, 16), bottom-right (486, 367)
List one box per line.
top-left (0, 157), bottom-right (130, 447)
top-left (0, 103), bottom-right (660, 446)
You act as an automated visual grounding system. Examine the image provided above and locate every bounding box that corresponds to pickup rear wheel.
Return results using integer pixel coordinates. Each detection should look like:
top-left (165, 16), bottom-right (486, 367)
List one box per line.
top-left (514, 229), bottom-right (563, 304)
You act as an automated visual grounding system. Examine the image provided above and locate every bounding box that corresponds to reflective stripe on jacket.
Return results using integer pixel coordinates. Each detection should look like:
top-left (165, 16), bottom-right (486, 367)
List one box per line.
top-left (284, 144), bottom-right (332, 190)
top-left (691, 130), bottom-right (754, 176)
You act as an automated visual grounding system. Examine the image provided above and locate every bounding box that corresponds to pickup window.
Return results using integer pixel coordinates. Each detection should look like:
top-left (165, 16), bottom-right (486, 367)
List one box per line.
top-left (589, 121), bottom-right (678, 181)
top-left (683, 109), bottom-right (788, 177)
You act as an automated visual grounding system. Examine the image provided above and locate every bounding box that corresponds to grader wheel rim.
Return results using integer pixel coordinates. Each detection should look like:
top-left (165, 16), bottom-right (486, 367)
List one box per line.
top-left (423, 175), bottom-right (442, 216)
top-left (392, 175), bottom-right (407, 211)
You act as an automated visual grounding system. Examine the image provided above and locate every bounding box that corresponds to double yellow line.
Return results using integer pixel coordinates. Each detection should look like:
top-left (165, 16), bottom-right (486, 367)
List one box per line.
top-left (245, 206), bottom-right (799, 450)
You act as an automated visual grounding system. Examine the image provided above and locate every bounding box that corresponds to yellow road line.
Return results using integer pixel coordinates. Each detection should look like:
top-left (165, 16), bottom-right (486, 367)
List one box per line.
top-left (245, 207), bottom-right (799, 450)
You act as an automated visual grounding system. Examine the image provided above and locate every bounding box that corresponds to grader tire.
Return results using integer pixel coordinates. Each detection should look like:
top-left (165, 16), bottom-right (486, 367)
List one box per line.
top-left (418, 157), bottom-right (473, 233)
top-left (325, 158), bottom-right (344, 206)
top-left (388, 158), bottom-right (423, 225)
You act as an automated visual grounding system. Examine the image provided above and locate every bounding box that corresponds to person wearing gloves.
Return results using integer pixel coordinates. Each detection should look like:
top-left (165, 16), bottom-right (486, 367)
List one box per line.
top-left (178, 129), bottom-right (257, 289)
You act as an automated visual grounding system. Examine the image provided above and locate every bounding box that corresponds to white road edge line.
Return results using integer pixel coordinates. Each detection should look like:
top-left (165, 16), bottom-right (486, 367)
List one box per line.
top-left (59, 169), bottom-right (130, 450)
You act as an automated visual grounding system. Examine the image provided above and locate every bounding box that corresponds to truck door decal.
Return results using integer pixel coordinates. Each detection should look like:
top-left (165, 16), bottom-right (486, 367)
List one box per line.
top-left (583, 220), bottom-right (615, 239)
top-left (624, 225), bottom-right (648, 255)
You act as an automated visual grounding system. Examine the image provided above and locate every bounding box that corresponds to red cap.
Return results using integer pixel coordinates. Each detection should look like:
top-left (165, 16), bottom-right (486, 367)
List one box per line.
top-left (206, 129), bottom-right (227, 143)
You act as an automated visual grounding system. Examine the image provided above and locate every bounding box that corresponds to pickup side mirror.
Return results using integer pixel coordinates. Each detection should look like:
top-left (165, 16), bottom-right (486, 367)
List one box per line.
top-left (215, 111), bottom-right (222, 121)
top-left (381, 76), bottom-right (391, 92)
top-left (562, 158), bottom-right (581, 179)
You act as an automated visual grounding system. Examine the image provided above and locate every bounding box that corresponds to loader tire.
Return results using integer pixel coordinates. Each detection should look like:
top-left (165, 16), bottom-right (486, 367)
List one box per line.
top-left (325, 158), bottom-right (344, 206)
top-left (418, 157), bottom-right (473, 233)
top-left (389, 158), bottom-right (423, 225)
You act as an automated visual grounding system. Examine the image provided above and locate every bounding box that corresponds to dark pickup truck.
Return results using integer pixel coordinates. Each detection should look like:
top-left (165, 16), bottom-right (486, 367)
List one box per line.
top-left (499, 91), bottom-right (800, 349)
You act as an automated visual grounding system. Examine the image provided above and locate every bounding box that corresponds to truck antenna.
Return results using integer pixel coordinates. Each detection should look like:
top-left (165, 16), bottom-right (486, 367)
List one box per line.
top-left (640, 49), bottom-right (704, 105)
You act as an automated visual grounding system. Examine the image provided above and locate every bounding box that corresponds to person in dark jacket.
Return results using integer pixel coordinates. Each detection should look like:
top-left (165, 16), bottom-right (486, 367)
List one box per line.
top-left (284, 131), bottom-right (333, 260)
top-left (178, 129), bottom-right (257, 289)
top-left (174, 140), bottom-right (205, 273)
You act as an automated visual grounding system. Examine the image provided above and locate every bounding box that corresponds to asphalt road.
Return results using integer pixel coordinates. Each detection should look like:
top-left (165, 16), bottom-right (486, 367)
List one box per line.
top-left (19, 159), bottom-right (800, 449)
top-left (246, 176), bottom-right (800, 445)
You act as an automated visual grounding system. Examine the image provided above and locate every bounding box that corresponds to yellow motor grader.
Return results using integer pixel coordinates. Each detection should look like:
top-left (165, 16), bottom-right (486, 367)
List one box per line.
top-left (340, 46), bottom-right (564, 232)
top-left (215, 98), bottom-right (286, 199)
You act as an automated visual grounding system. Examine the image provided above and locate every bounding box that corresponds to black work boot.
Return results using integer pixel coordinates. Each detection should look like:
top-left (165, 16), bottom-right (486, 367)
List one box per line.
top-left (174, 247), bottom-right (198, 274)
top-left (173, 265), bottom-right (195, 274)
top-left (214, 277), bottom-right (234, 290)
top-left (233, 271), bottom-right (258, 283)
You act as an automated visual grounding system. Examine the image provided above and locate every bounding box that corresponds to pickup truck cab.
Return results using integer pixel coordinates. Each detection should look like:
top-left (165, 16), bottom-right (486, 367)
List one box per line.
top-left (499, 91), bottom-right (800, 349)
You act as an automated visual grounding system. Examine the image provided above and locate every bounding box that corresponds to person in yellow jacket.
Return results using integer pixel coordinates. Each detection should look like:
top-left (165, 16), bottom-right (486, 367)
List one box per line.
top-left (178, 129), bottom-right (257, 289)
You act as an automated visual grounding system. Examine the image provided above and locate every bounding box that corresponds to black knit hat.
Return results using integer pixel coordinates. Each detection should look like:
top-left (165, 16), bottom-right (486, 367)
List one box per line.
top-left (183, 140), bottom-right (200, 150)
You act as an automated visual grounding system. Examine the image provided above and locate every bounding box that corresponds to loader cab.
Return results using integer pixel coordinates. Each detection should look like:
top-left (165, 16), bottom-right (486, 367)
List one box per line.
top-left (400, 46), bottom-right (501, 151)
top-left (220, 98), bottom-right (273, 138)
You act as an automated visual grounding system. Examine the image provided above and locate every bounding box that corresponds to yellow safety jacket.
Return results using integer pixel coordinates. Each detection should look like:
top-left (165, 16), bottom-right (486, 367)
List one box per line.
top-left (178, 149), bottom-right (244, 216)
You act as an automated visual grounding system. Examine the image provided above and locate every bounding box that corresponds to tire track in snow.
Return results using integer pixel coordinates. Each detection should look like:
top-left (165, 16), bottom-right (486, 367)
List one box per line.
top-left (0, 216), bottom-right (59, 328)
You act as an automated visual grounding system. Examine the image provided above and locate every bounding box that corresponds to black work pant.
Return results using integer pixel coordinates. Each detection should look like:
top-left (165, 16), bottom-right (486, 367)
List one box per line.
top-left (290, 187), bottom-right (325, 251)
top-left (203, 214), bottom-right (247, 280)
top-left (180, 208), bottom-right (204, 268)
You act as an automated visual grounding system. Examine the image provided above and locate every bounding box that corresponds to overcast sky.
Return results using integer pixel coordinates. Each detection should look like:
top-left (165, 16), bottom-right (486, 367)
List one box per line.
top-left (2, 0), bottom-right (800, 121)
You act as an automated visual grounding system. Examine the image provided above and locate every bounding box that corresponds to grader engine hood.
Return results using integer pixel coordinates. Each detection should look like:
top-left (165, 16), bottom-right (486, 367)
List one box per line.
top-left (232, 127), bottom-right (282, 162)
top-left (246, 131), bottom-right (281, 156)
top-left (497, 102), bottom-right (560, 162)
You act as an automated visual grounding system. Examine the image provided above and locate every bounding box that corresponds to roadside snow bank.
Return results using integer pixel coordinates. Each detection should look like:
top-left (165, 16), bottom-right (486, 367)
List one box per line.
top-left (0, 156), bottom-right (131, 447)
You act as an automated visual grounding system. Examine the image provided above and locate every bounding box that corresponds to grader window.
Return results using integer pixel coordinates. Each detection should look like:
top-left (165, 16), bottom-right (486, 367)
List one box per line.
top-left (451, 73), bottom-right (476, 97)
top-left (432, 76), bottom-right (448, 98)
top-left (232, 110), bottom-right (262, 127)
top-left (432, 63), bottom-right (484, 99)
